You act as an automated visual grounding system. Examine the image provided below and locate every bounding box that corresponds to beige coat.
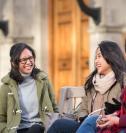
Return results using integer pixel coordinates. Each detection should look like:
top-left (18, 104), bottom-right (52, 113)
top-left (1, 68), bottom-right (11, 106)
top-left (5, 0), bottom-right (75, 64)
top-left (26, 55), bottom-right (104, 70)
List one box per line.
top-left (77, 82), bottom-right (121, 117)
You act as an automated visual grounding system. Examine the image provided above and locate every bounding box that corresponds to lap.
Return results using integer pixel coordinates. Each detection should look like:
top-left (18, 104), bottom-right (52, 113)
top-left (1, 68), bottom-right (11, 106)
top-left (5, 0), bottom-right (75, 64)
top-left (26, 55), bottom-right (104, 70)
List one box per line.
top-left (17, 124), bottom-right (44, 133)
top-left (47, 119), bottom-right (80, 133)
top-left (51, 119), bottom-right (79, 128)
top-left (76, 115), bottom-right (99, 133)
top-left (84, 115), bottom-right (99, 125)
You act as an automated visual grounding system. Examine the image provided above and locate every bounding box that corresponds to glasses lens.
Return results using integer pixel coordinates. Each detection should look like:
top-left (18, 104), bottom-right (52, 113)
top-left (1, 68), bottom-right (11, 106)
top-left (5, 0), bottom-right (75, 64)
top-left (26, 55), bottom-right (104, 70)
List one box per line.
top-left (19, 56), bottom-right (34, 64)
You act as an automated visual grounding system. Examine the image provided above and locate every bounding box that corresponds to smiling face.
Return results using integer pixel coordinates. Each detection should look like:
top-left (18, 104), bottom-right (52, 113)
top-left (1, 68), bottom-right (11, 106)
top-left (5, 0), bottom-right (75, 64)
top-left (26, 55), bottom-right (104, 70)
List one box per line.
top-left (19, 48), bottom-right (35, 74)
top-left (95, 48), bottom-right (112, 75)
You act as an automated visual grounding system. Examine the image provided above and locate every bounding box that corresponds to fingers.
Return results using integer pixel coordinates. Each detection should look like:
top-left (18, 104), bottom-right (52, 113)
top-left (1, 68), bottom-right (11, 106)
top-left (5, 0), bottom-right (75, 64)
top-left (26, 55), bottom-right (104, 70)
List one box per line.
top-left (97, 115), bottom-right (119, 129)
top-left (97, 119), bottom-right (109, 129)
top-left (96, 116), bottom-right (109, 127)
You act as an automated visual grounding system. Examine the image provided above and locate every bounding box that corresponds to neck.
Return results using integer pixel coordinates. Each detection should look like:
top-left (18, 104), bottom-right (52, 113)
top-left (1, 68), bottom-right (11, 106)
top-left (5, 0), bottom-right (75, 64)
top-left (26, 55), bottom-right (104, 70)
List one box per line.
top-left (20, 72), bottom-right (31, 77)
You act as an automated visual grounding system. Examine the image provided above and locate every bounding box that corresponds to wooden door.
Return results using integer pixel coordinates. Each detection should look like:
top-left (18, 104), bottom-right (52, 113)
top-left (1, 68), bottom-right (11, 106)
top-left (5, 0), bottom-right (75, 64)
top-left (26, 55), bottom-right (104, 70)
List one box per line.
top-left (48, 0), bottom-right (89, 101)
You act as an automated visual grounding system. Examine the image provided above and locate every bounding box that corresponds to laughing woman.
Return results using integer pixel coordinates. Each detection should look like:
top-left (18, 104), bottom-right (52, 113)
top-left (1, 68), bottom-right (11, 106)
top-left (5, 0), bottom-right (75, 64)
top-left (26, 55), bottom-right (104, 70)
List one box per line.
top-left (47, 41), bottom-right (126, 133)
top-left (0, 43), bottom-right (58, 133)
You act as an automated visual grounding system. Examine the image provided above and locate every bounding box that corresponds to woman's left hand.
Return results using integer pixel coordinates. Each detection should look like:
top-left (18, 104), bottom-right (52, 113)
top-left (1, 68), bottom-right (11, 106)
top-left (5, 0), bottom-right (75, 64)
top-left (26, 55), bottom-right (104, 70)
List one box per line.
top-left (97, 114), bottom-right (119, 129)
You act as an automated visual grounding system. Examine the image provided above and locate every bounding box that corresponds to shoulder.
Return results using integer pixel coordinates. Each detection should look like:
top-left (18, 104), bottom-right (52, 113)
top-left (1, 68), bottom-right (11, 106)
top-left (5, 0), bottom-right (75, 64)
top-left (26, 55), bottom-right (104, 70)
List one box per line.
top-left (36, 71), bottom-right (48, 80)
top-left (1, 73), bottom-right (17, 86)
top-left (1, 73), bottom-right (11, 83)
top-left (0, 73), bottom-right (13, 92)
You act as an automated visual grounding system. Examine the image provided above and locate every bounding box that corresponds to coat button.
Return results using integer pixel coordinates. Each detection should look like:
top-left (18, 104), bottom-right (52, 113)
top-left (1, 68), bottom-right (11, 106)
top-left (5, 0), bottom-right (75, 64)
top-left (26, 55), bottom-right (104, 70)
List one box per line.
top-left (16, 110), bottom-right (22, 114)
top-left (13, 110), bottom-right (15, 114)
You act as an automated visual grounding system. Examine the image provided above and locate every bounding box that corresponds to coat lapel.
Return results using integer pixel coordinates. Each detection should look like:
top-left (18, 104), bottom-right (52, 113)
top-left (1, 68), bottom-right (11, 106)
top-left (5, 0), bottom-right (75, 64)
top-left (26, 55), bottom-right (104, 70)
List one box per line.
top-left (36, 79), bottom-right (44, 102)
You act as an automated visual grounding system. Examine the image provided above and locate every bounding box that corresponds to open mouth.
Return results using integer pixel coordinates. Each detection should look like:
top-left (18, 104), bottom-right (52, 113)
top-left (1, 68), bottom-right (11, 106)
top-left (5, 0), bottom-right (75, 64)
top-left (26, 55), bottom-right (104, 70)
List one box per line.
top-left (24, 64), bottom-right (33, 69)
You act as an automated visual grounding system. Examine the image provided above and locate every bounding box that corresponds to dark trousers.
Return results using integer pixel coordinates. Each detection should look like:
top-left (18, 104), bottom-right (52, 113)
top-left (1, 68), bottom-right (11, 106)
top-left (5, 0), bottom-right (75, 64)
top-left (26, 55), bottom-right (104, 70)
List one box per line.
top-left (47, 119), bottom-right (80, 133)
top-left (17, 124), bottom-right (45, 133)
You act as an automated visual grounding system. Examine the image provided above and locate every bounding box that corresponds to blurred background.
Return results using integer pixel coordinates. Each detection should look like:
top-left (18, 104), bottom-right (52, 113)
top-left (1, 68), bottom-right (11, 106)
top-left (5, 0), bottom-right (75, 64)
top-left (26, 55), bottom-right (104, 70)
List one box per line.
top-left (0, 0), bottom-right (126, 101)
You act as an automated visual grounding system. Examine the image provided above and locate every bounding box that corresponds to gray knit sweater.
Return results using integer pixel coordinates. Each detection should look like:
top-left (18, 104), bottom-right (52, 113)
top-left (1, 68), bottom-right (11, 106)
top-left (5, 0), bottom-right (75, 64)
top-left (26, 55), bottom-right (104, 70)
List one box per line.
top-left (18, 75), bottom-right (41, 129)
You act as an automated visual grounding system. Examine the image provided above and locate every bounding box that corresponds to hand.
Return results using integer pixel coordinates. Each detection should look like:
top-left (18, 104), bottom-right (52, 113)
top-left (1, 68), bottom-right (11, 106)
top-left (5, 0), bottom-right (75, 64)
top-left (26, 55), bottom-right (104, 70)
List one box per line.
top-left (97, 115), bottom-right (119, 129)
top-left (96, 115), bottom-right (108, 125)
top-left (104, 98), bottom-right (121, 115)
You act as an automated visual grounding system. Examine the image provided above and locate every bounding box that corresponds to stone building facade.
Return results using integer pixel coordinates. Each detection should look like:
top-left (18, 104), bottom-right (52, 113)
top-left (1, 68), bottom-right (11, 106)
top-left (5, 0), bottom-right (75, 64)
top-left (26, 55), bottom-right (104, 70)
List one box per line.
top-left (0, 0), bottom-right (48, 82)
top-left (0, 0), bottom-right (126, 83)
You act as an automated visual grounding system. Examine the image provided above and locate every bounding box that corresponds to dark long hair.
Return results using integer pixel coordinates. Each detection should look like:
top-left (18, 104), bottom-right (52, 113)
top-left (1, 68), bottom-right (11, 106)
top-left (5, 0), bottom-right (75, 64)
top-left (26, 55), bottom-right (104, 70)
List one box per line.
top-left (85, 41), bottom-right (126, 93)
top-left (9, 42), bottom-right (40, 83)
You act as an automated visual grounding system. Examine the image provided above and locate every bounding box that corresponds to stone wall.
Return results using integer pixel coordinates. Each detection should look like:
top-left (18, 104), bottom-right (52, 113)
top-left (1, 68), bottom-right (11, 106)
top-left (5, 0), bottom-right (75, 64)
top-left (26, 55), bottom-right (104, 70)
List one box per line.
top-left (0, 0), bottom-right (48, 83)
top-left (89, 0), bottom-right (126, 70)
top-left (0, 0), bottom-right (126, 81)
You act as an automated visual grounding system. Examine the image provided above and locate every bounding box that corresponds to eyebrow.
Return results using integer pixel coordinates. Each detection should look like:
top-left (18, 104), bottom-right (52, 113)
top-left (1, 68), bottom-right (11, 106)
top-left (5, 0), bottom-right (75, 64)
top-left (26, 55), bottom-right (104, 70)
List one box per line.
top-left (20, 56), bottom-right (33, 59)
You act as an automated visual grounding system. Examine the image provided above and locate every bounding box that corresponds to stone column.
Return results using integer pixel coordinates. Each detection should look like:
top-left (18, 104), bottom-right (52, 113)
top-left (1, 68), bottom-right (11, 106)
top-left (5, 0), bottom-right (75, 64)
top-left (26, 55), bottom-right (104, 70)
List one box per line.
top-left (0, 0), bottom-right (13, 83)
top-left (11, 0), bottom-right (48, 72)
top-left (0, 32), bottom-right (12, 84)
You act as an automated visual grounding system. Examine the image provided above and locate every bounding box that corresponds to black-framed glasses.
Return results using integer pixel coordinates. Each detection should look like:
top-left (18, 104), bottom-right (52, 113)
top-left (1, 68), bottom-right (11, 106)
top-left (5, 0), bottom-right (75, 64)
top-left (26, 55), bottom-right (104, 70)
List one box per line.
top-left (19, 56), bottom-right (34, 64)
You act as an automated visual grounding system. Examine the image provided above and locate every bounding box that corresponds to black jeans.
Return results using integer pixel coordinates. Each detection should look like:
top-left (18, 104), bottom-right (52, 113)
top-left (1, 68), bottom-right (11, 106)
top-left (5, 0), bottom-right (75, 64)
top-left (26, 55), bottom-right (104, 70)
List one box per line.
top-left (47, 119), bottom-right (80, 133)
top-left (17, 124), bottom-right (45, 133)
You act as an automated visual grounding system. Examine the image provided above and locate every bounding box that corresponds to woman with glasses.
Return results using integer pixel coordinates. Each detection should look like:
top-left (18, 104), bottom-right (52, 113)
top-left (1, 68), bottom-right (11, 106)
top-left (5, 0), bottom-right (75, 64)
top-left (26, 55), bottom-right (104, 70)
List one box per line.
top-left (0, 42), bottom-right (58, 133)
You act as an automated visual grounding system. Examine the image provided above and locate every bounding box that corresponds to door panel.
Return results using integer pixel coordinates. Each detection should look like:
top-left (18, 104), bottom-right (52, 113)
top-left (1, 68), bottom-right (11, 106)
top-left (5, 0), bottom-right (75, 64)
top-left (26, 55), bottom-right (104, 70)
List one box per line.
top-left (48, 0), bottom-right (89, 100)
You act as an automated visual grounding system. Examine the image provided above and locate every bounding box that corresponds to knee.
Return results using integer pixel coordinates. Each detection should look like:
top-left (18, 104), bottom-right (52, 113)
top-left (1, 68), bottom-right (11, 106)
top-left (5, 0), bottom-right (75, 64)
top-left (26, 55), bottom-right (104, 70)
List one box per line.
top-left (30, 124), bottom-right (45, 133)
top-left (84, 115), bottom-right (99, 125)
top-left (77, 115), bottom-right (99, 132)
top-left (52, 119), bottom-right (65, 126)
top-left (47, 119), bottom-right (62, 133)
